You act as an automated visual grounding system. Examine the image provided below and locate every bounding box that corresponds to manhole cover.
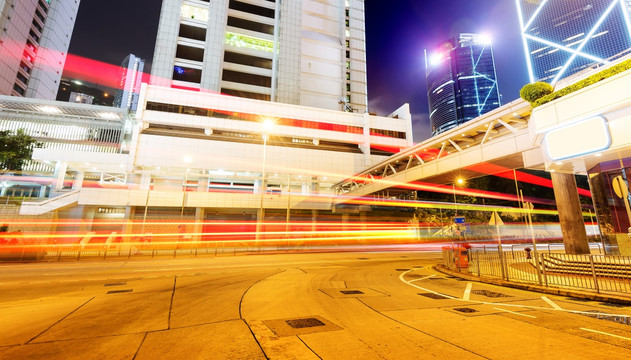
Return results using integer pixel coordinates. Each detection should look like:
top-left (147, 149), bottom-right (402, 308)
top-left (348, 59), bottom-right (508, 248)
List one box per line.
top-left (107, 289), bottom-right (133, 294)
top-left (104, 282), bottom-right (126, 287)
top-left (454, 307), bottom-right (478, 313)
top-left (471, 290), bottom-right (512, 298)
top-left (340, 290), bottom-right (364, 295)
top-left (582, 310), bottom-right (631, 326)
top-left (599, 302), bottom-right (628, 308)
top-left (419, 293), bottom-right (449, 299)
top-left (396, 269), bottom-right (410, 271)
top-left (285, 318), bottom-right (326, 329)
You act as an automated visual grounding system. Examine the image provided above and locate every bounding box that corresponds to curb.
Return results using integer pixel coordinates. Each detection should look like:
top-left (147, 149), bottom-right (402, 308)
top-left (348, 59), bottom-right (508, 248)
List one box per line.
top-left (434, 264), bottom-right (631, 306)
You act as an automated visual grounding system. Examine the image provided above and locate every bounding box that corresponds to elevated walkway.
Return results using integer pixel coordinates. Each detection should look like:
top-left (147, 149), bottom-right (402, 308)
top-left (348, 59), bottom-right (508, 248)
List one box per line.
top-left (19, 190), bottom-right (80, 216)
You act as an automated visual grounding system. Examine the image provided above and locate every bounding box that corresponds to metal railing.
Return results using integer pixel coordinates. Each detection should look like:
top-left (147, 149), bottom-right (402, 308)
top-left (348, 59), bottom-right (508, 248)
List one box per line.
top-left (443, 247), bottom-right (631, 296)
top-left (0, 241), bottom-right (289, 262)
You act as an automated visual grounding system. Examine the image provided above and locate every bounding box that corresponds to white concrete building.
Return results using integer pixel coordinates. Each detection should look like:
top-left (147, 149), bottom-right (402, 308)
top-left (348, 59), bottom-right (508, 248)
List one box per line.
top-left (0, 0), bottom-right (80, 99)
top-left (151, 0), bottom-right (368, 113)
top-left (5, 85), bottom-right (411, 234)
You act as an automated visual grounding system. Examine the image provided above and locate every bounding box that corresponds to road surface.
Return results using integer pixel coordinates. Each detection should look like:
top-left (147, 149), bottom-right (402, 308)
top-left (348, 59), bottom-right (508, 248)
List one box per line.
top-left (1, 251), bottom-right (631, 359)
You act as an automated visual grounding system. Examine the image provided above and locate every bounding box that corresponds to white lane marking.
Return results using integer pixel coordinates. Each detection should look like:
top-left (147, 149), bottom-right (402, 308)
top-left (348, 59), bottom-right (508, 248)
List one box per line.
top-left (408, 275), bottom-right (435, 283)
top-left (398, 269), bottom-right (631, 320)
top-left (494, 307), bottom-right (537, 318)
top-left (581, 328), bottom-right (631, 341)
top-left (542, 296), bottom-right (563, 310)
top-left (399, 271), bottom-right (458, 299)
top-left (463, 282), bottom-right (473, 301)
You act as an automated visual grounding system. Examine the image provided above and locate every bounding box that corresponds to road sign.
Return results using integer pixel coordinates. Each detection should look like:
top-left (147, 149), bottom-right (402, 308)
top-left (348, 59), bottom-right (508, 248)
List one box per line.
top-left (489, 211), bottom-right (504, 226)
top-left (453, 216), bottom-right (466, 224)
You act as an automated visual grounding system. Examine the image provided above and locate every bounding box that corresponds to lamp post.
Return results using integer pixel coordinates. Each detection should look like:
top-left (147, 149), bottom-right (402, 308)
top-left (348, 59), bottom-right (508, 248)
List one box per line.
top-left (452, 178), bottom-right (464, 241)
top-left (256, 119), bottom-right (275, 242)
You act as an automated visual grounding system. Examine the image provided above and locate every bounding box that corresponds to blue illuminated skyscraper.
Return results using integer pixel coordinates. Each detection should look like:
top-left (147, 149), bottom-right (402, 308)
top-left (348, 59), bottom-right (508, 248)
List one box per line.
top-left (516, 0), bottom-right (631, 84)
top-left (425, 33), bottom-right (501, 136)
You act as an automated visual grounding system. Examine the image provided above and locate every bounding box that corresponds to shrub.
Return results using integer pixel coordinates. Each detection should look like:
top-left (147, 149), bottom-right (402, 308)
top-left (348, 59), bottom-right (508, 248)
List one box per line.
top-left (519, 82), bottom-right (554, 104)
top-left (532, 58), bottom-right (631, 108)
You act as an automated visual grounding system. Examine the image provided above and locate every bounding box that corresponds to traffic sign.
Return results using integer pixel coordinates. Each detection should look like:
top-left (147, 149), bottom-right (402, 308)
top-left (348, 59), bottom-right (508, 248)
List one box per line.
top-left (489, 211), bottom-right (504, 226)
top-left (453, 216), bottom-right (466, 224)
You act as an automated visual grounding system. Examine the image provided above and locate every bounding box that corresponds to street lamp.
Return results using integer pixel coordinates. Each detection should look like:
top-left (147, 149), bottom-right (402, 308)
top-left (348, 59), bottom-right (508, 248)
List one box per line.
top-left (256, 119), bottom-right (275, 241)
top-left (452, 178), bottom-right (464, 215)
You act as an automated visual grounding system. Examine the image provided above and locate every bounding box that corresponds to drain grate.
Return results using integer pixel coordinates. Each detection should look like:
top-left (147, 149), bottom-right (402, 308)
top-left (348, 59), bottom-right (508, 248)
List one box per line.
top-left (453, 307), bottom-right (478, 313)
top-left (471, 290), bottom-right (512, 298)
top-left (582, 310), bottom-right (631, 326)
top-left (357, 258), bottom-right (369, 260)
top-left (419, 293), bottom-right (449, 299)
top-left (340, 290), bottom-right (364, 295)
top-left (599, 302), bottom-right (628, 308)
top-left (107, 289), bottom-right (133, 294)
top-left (395, 269), bottom-right (410, 271)
top-left (285, 318), bottom-right (326, 329)
top-left (104, 282), bottom-right (126, 287)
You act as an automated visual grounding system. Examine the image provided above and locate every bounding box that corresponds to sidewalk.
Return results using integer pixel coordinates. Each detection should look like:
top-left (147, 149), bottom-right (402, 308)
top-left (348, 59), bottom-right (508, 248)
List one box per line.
top-left (435, 263), bottom-right (631, 306)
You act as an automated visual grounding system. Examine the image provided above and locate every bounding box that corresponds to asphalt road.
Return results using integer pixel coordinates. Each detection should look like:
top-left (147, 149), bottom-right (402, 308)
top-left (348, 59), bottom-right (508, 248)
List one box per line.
top-left (1, 251), bottom-right (631, 359)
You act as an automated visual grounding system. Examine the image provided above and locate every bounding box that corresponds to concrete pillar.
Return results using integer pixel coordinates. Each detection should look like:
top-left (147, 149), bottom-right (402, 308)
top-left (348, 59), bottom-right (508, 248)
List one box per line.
top-left (72, 171), bottom-right (84, 190)
top-left (0, 187), bottom-right (6, 196)
top-left (52, 162), bottom-right (68, 192)
top-left (551, 172), bottom-right (590, 254)
top-left (39, 186), bottom-right (47, 198)
top-left (79, 207), bottom-right (95, 234)
top-left (122, 206), bottom-right (135, 243)
top-left (193, 208), bottom-right (204, 242)
top-left (197, 177), bottom-right (208, 192)
top-left (139, 173), bottom-right (152, 190)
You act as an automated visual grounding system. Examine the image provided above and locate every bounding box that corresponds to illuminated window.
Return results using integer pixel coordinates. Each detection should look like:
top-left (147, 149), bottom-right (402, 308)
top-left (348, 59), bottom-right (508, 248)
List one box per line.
top-left (181, 5), bottom-right (209, 22)
top-left (225, 32), bottom-right (274, 52)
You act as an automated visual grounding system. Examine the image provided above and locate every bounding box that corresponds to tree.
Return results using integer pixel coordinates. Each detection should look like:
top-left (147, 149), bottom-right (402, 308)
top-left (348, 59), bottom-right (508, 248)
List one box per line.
top-left (0, 129), bottom-right (42, 171)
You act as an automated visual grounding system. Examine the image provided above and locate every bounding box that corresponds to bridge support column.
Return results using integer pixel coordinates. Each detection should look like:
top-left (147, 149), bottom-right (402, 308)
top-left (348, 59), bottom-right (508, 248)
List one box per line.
top-left (551, 172), bottom-right (590, 254)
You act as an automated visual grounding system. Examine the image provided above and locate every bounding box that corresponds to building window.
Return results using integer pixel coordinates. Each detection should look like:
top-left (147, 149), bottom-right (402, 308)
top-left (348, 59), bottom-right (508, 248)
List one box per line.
top-left (346, 83), bottom-right (350, 91)
top-left (225, 32), bottom-right (274, 52)
top-left (173, 66), bottom-right (202, 83)
top-left (346, 72), bottom-right (350, 80)
top-left (181, 4), bottom-right (209, 22)
top-left (13, 84), bottom-right (25, 95)
top-left (346, 50), bottom-right (350, 59)
top-left (346, 61), bottom-right (350, 70)
top-left (229, 0), bottom-right (275, 18)
top-left (227, 16), bottom-right (274, 35)
top-left (176, 44), bottom-right (205, 62)
top-left (222, 69), bottom-right (271, 87)
top-left (179, 24), bottom-right (206, 41)
top-left (224, 51), bottom-right (273, 69)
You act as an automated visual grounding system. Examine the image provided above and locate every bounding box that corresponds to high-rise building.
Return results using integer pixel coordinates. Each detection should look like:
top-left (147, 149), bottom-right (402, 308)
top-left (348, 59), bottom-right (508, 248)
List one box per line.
top-left (425, 33), bottom-right (501, 136)
top-left (516, 0), bottom-right (631, 84)
top-left (0, 0), bottom-right (81, 99)
top-left (150, 0), bottom-right (367, 113)
top-left (114, 54), bottom-right (145, 111)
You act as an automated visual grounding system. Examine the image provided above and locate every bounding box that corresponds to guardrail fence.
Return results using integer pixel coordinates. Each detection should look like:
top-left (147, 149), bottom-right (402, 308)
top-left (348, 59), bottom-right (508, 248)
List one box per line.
top-left (443, 246), bottom-right (631, 296)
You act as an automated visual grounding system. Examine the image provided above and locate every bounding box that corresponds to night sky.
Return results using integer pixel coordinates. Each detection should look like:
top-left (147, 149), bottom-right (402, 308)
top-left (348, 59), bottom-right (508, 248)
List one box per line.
top-left (67, 0), bottom-right (530, 142)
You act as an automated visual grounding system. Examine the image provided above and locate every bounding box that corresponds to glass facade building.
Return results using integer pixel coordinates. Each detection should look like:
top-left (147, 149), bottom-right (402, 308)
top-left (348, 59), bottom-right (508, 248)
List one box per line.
top-left (426, 33), bottom-right (501, 136)
top-left (517, 0), bottom-right (631, 84)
